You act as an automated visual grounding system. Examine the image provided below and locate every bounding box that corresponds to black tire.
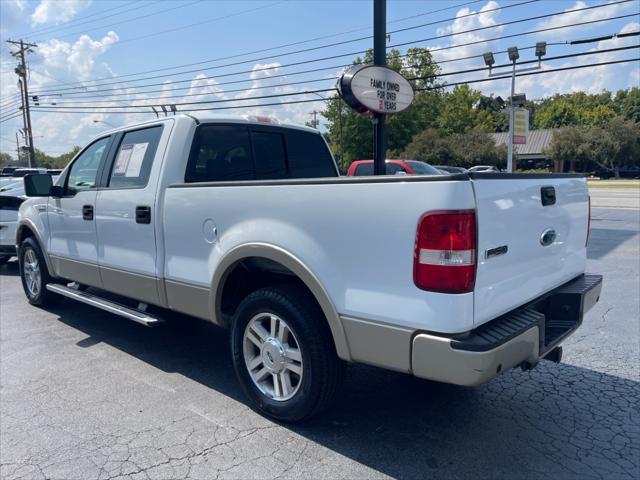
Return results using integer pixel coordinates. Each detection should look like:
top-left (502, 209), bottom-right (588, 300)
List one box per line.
top-left (230, 284), bottom-right (343, 422)
top-left (19, 237), bottom-right (62, 306)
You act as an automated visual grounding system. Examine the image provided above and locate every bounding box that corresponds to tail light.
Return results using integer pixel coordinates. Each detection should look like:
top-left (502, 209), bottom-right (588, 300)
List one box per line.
top-left (414, 210), bottom-right (477, 293)
top-left (586, 195), bottom-right (591, 247)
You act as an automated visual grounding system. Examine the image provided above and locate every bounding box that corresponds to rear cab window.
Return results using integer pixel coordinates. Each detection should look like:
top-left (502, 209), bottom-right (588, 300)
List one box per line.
top-left (184, 123), bottom-right (337, 183)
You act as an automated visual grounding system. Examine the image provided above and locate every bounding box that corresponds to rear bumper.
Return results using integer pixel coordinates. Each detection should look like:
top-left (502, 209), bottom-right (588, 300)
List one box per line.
top-left (411, 274), bottom-right (603, 386)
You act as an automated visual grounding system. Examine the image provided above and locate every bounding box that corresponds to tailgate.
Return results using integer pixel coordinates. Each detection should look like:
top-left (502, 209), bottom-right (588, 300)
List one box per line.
top-left (472, 174), bottom-right (589, 326)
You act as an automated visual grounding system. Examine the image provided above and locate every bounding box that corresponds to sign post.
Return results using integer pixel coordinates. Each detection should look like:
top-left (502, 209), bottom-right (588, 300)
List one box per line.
top-left (373, 0), bottom-right (386, 176)
top-left (337, 0), bottom-right (414, 174)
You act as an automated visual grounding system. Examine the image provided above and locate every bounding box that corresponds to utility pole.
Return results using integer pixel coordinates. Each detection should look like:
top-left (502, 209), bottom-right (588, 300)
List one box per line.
top-left (372, 0), bottom-right (386, 176)
top-left (15, 132), bottom-right (20, 163)
top-left (310, 110), bottom-right (319, 129)
top-left (8, 39), bottom-right (38, 168)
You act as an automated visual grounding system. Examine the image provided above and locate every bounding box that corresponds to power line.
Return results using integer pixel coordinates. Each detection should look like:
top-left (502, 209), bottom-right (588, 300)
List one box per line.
top-left (3, 15), bottom-right (635, 114)
top-left (28, 0), bottom-right (633, 97)
top-left (0, 112), bottom-right (24, 123)
top-left (31, 0), bottom-right (549, 93)
top-left (29, 48), bottom-right (640, 113)
top-left (416, 57), bottom-right (640, 92)
top-left (33, 87), bottom-right (337, 110)
top-left (12, 1), bottom-right (155, 40)
top-left (3, 2), bottom-right (630, 106)
top-left (33, 45), bottom-right (639, 110)
top-left (31, 0), bottom-right (205, 43)
top-left (4, 56), bottom-right (638, 121)
top-left (27, 10), bottom-right (639, 103)
top-left (32, 0), bottom-right (484, 89)
top-left (27, 97), bottom-right (328, 115)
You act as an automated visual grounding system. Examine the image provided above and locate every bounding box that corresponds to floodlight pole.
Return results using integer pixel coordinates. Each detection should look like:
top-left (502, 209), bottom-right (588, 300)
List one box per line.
top-left (487, 50), bottom-right (544, 173)
top-left (508, 60), bottom-right (516, 173)
top-left (372, 0), bottom-right (386, 176)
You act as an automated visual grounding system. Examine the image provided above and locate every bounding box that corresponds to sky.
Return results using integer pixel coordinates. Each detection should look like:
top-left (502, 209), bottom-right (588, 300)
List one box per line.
top-left (0, 0), bottom-right (638, 156)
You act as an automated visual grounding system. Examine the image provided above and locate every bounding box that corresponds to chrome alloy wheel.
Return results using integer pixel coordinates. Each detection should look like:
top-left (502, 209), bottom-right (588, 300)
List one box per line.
top-left (23, 248), bottom-right (41, 297)
top-left (243, 313), bottom-right (303, 402)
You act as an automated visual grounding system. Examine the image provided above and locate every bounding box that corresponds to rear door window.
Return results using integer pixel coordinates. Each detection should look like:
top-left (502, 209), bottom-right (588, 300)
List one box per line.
top-left (251, 131), bottom-right (287, 180)
top-left (109, 126), bottom-right (163, 188)
top-left (285, 131), bottom-right (336, 178)
top-left (185, 125), bottom-right (254, 182)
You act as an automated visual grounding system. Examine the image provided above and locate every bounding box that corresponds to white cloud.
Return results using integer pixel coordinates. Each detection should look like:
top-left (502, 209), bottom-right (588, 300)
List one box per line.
top-left (0, 0), bottom-right (27, 31)
top-left (536, 0), bottom-right (636, 37)
top-left (515, 22), bottom-right (640, 97)
top-left (32, 0), bottom-right (92, 26)
top-left (38, 31), bottom-right (118, 79)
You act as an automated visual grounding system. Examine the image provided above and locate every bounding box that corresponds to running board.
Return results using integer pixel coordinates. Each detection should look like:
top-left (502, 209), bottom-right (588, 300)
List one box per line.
top-left (46, 284), bottom-right (163, 327)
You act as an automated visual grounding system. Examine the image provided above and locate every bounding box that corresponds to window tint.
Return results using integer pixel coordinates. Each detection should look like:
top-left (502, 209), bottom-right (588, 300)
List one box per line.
top-left (67, 136), bottom-right (110, 193)
top-left (353, 162), bottom-right (406, 176)
top-left (405, 161), bottom-right (442, 175)
top-left (286, 131), bottom-right (336, 178)
top-left (185, 125), bottom-right (253, 182)
top-left (109, 126), bottom-right (163, 188)
top-left (252, 131), bottom-right (286, 180)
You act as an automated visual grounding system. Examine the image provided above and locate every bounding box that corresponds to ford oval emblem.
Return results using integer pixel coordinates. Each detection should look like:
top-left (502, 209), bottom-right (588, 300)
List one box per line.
top-left (540, 228), bottom-right (556, 246)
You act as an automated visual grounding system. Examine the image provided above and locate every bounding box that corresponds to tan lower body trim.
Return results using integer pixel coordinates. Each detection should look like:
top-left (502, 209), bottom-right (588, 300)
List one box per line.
top-left (50, 255), bottom-right (102, 288)
top-left (341, 316), bottom-right (412, 373)
top-left (100, 265), bottom-right (163, 307)
top-left (165, 279), bottom-right (211, 321)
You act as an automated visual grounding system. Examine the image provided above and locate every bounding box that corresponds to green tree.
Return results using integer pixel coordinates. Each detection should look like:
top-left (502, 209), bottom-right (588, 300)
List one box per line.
top-left (587, 117), bottom-right (640, 177)
top-left (321, 47), bottom-right (442, 168)
top-left (0, 152), bottom-right (14, 167)
top-left (544, 126), bottom-right (590, 172)
top-left (614, 87), bottom-right (640, 123)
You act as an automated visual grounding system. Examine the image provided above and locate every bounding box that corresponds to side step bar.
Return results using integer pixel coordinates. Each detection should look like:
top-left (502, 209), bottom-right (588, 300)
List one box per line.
top-left (46, 284), bottom-right (163, 327)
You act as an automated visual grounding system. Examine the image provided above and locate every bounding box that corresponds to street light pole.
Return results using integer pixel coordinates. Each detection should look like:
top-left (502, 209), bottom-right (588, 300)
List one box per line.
top-left (508, 60), bottom-right (516, 173)
top-left (484, 43), bottom-right (546, 173)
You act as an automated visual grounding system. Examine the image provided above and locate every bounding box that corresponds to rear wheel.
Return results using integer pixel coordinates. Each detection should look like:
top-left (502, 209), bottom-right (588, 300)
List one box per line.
top-left (230, 284), bottom-right (343, 422)
top-left (19, 237), bottom-right (61, 306)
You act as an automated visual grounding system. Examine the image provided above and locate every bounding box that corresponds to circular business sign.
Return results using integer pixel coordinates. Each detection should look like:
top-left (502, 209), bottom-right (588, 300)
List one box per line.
top-left (337, 64), bottom-right (414, 115)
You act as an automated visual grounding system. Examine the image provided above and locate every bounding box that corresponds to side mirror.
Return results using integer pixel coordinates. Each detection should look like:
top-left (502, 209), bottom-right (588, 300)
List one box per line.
top-left (23, 173), bottom-right (53, 197)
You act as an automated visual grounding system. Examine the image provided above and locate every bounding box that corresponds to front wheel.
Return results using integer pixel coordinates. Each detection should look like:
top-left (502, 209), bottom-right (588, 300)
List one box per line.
top-left (230, 285), bottom-right (343, 422)
top-left (19, 237), bottom-right (61, 306)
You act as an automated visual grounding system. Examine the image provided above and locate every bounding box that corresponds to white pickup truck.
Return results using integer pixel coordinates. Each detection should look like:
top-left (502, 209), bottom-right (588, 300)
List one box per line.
top-left (17, 114), bottom-right (602, 421)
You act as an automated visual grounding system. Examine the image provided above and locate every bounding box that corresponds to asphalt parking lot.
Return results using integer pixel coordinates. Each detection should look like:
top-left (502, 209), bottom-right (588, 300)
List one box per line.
top-left (1, 207), bottom-right (638, 480)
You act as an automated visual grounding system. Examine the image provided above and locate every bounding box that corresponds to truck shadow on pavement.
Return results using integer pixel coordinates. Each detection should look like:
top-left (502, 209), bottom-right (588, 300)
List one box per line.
top-left (587, 227), bottom-right (638, 260)
top-left (44, 300), bottom-right (639, 479)
top-left (0, 258), bottom-right (19, 277)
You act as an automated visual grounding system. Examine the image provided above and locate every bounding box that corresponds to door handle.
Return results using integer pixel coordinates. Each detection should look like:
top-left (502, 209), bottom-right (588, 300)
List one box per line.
top-left (135, 206), bottom-right (151, 224)
top-left (82, 205), bottom-right (94, 221)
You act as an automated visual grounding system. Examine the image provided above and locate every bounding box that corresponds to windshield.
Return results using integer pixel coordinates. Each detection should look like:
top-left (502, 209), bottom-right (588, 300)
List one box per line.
top-left (405, 161), bottom-right (442, 175)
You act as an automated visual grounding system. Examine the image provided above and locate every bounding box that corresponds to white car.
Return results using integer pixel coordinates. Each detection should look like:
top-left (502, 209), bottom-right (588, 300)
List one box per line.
top-left (16, 115), bottom-right (602, 421)
top-left (468, 165), bottom-right (500, 173)
top-left (0, 180), bottom-right (26, 264)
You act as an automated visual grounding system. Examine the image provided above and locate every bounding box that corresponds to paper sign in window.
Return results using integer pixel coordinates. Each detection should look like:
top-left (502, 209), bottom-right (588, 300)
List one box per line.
top-left (124, 142), bottom-right (148, 177)
top-left (113, 144), bottom-right (133, 176)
